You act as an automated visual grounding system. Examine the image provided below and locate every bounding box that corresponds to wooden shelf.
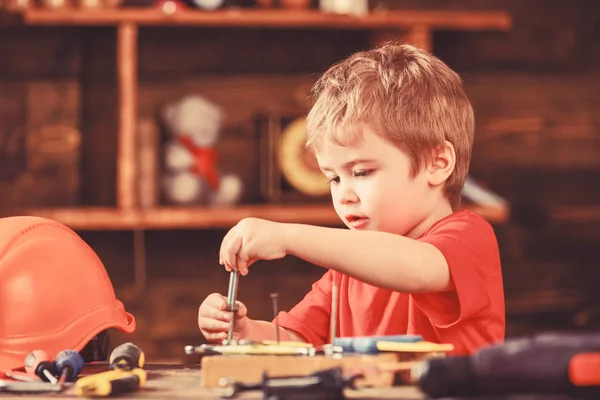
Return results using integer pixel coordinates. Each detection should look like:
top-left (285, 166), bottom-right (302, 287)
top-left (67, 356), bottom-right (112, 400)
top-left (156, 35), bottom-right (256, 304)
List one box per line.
top-left (18, 203), bottom-right (508, 230)
top-left (5, 7), bottom-right (512, 233)
top-left (15, 8), bottom-right (512, 30)
top-left (551, 205), bottom-right (600, 223)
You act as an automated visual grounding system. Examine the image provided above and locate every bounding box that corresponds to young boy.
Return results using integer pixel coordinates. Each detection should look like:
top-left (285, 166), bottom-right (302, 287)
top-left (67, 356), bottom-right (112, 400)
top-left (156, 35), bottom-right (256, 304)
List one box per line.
top-left (198, 43), bottom-right (505, 355)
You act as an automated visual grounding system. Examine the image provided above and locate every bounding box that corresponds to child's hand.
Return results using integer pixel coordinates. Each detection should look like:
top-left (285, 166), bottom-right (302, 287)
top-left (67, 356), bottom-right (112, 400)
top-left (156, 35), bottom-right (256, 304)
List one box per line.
top-left (219, 217), bottom-right (287, 275)
top-left (198, 293), bottom-right (248, 343)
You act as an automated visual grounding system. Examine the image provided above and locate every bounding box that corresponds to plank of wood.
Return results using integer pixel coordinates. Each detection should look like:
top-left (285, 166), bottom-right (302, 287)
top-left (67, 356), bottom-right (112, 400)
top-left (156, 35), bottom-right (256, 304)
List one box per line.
top-left (199, 353), bottom-right (406, 388)
top-left (20, 201), bottom-right (507, 230)
top-left (116, 22), bottom-right (138, 210)
top-left (16, 9), bottom-right (512, 30)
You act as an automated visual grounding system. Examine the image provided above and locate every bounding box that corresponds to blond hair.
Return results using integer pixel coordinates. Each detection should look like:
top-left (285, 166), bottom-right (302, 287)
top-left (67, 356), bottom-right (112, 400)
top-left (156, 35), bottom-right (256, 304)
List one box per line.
top-left (305, 43), bottom-right (474, 210)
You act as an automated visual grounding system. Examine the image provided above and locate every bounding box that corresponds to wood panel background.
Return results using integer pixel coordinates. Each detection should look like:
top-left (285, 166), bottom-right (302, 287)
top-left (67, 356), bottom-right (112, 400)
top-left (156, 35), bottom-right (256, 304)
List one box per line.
top-left (1, 0), bottom-right (599, 360)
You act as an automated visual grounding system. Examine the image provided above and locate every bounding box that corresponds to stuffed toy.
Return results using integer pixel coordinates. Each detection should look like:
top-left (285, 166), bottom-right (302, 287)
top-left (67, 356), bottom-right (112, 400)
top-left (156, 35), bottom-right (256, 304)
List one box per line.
top-left (161, 95), bottom-right (243, 206)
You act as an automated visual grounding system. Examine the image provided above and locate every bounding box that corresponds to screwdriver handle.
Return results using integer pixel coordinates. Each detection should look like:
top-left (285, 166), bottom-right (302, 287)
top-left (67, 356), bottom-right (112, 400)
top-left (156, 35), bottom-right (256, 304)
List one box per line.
top-left (24, 350), bottom-right (58, 384)
top-left (75, 368), bottom-right (147, 397)
top-left (109, 342), bottom-right (145, 370)
top-left (56, 350), bottom-right (84, 382)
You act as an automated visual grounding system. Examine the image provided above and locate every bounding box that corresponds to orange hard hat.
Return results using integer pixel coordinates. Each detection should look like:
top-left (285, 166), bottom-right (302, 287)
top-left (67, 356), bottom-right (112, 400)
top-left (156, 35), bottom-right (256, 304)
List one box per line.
top-left (0, 216), bottom-right (136, 370)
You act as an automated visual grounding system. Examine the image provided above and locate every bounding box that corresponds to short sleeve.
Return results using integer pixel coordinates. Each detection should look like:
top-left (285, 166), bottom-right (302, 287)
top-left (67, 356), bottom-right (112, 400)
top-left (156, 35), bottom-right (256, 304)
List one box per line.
top-left (272, 270), bottom-right (333, 345)
top-left (412, 211), bottom-right (500, 328)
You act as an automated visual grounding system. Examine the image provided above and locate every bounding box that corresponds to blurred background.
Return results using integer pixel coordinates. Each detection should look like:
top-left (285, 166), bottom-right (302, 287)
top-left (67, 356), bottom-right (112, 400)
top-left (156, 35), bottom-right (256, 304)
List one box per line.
top-left (0, 0), bottom-right (599, 362)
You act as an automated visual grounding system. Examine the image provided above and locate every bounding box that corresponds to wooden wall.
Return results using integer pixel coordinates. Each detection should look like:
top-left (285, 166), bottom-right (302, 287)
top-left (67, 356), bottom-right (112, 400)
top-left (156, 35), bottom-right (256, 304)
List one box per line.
top-left (1, 0), bottom-right (600, 360)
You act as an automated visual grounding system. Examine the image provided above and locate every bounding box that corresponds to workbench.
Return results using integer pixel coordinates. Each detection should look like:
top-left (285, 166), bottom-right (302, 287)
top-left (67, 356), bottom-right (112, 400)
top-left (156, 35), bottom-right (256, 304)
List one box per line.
top-left (1, 364), bottom-right (586, 399)
top-left (0, 363), bottom-right (423, 399)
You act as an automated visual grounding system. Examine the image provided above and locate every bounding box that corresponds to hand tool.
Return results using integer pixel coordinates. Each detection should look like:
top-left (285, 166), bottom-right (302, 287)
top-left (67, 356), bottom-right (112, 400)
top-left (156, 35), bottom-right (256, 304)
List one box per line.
top-left (219, 367), bottom-right (362, 400)
top-left (74, 343), bottom-right (146, 397)
top-left (376, 340), bottom-right (454, 353)
top-left (108, 342), bottom-right (145, 371)
top-left (329, 282), bottom-right (338, 345)
top-left (24, 350), bottom-right (58, 384)
top-left (185, 343), bottom-right (314, 356)
top-left (270, 292), bottom-right (280, 344)
top-left (0, 379), bottom-right (64, 393)
top-left (412, 331), bottom-right (600, 398)
top-left (4, 370), bottom-right (40, 382)
top-left (260, 340), bottom-right (312, 348)
top-left (75, 368), bottom-right (147, 397)
top-left (55, 349), bottom-right (85, 384)
top-left (333, 334), bottom-right (423, 354)
top-left (224, 270), bottom-right (240, 344)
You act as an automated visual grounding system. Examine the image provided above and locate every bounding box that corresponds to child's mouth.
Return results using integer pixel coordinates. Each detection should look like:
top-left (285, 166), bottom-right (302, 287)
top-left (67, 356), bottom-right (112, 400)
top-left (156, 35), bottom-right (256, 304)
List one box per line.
top-left (345, 215), bottom-right (369, 229)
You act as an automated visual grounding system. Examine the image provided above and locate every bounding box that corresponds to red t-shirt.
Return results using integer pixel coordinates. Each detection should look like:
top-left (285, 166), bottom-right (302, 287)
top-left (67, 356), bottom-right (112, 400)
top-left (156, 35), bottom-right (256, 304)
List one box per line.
top-left (274, 210), bottom-right (505, 355)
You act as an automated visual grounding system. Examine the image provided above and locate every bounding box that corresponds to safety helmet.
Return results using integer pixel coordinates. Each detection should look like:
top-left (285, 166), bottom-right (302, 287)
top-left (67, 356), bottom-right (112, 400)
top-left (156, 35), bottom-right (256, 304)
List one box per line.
top-left (0, 216), bottom-right (136, 370)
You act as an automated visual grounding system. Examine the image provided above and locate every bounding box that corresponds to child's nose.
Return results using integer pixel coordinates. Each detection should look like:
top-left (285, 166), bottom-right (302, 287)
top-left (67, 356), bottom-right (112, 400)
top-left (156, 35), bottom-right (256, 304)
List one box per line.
top-left (338, 183), bottom-right (359, 204)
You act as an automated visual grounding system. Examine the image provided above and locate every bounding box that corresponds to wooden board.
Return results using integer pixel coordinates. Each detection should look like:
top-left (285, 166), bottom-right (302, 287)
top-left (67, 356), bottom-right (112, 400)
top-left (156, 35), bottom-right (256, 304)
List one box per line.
top-left (200, 353), bottom-right (409, 389)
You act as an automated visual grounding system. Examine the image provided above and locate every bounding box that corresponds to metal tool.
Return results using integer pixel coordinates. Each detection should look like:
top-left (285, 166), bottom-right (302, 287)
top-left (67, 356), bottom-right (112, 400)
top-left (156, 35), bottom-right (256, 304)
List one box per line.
top-left (329, 282), bottom-right (338, 345)
top-left (0, 379), bottom-right (64, 393)
top-left (225, 271), bottom-right (240, 344)
top-left (219, 367), bottom-right (362, 400)
top-left (3, 370), bottom-right (40, 382)
top-left (185, 343), bottom-right (314, 356)
top-left (270, 292), bottom-right (280, 344)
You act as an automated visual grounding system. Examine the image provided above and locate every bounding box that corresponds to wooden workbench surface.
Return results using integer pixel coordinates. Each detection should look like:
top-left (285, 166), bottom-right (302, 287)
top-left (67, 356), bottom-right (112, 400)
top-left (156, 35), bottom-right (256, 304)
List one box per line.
top-left (0, 364), bottom-right (424, 400)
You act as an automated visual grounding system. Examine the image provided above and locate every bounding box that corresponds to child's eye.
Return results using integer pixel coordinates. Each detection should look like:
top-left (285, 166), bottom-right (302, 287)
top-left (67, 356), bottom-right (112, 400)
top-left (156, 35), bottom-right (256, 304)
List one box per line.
top-left (353, 170), bottom-right (372, 178)
top-left (327, 176), bottom-right (340, 184)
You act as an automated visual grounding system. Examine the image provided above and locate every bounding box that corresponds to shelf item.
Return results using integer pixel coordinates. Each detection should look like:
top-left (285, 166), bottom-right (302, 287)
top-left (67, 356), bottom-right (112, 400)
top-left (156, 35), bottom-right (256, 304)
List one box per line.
top-left (21, 202), bottom-right (508, 230)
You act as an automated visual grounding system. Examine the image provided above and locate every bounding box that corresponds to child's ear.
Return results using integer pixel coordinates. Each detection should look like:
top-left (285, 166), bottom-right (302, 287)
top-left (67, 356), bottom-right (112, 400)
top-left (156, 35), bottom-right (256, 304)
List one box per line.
top-left (428, 140), bottom-right (456, 186)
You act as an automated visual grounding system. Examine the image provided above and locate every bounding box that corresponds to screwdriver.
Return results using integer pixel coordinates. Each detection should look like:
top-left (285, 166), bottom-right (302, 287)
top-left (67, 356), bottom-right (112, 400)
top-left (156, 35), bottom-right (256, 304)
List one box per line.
top-left (24, 350), bottom-right (58, 385)
top-left (74, 343), bottom-right (146, 397)
top-left (108, 342), bottom-right (145, 371)
top-left (55, 349), bottom-right (85, 384)
top-left (75, 368), bottom-right (147, 397)
top-left (0, 379), bottom-right (64, 393)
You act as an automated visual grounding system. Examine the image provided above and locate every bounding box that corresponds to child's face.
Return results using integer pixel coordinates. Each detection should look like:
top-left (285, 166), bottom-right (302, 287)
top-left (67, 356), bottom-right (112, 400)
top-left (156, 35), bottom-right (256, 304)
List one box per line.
top-left (315, 128), bottom-right (441, 239)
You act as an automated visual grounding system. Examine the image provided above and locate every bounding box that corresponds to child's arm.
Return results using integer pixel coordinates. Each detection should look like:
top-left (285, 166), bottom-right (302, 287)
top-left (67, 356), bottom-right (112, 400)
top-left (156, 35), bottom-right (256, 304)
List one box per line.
top-left (284, 224), bottom-right (452, 294)
top-left (218, 217), bottom-right (450, 294)
top-left (243, 319), bottom-right (308, 343)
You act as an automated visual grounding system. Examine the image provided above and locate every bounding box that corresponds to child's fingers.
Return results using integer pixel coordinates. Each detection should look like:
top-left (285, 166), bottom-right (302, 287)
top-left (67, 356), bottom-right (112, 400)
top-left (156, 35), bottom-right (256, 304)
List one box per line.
top-left (205, 332), bottom-right (228, 343)
top-left (205, 293), bottom-right (228, 311)
top-left (202, 306), bottom-right (231, 321)
top-left (219, 227), bottom-right (237, 269)
top-left (198, 317), bottom-right (230, 333)
top-left (224, 233), bottom-right (243, 272)
top-left (235, 301), bottom-right (248, 319)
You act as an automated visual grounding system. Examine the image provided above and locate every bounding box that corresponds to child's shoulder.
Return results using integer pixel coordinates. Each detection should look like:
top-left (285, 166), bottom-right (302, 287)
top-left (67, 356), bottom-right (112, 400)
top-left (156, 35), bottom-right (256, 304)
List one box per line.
top-left (423, 209), bottom-right (496, 240)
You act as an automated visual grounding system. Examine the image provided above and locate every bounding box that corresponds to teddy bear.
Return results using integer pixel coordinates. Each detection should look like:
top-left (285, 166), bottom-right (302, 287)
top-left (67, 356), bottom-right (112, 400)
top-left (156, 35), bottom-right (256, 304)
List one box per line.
top-left (161, 94), bottom-right (243, 206)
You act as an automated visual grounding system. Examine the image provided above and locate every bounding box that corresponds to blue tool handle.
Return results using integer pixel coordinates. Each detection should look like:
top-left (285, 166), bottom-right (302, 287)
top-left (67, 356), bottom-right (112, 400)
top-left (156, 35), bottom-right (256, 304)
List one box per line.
top-left (333, 334), bottom-right (423, 354)
top-left (56, 350), bottom-right (84, 381)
